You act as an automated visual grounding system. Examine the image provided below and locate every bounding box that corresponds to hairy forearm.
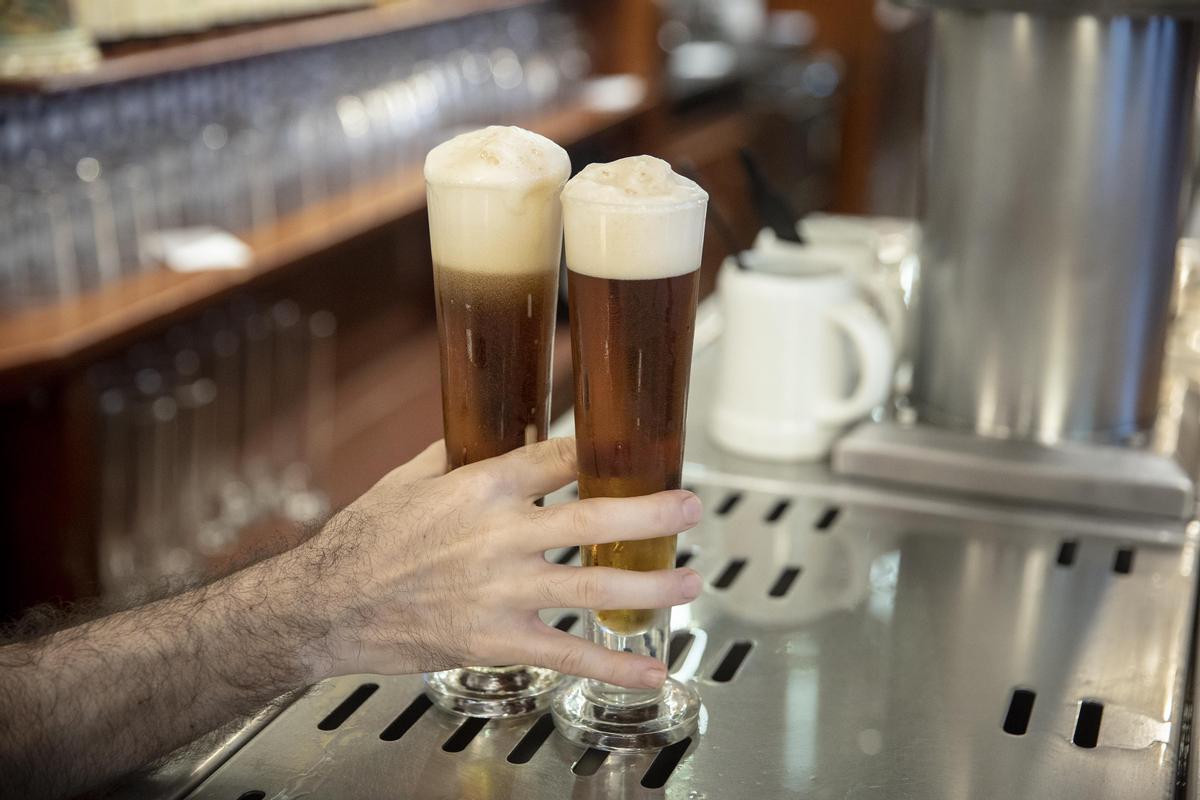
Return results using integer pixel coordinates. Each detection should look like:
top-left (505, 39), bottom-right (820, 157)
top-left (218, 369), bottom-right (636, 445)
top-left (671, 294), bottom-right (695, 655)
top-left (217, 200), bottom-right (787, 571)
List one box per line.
top-left (0, 542), bottom-right (340, 800)
top-left (0, 435), bottom-right (688, 799)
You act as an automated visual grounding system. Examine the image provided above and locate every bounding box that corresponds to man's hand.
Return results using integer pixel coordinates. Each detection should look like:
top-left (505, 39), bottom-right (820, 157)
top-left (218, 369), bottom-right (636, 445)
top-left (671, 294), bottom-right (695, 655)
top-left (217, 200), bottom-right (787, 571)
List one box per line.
top-left (0, 437), bottom-right (703, 800)
top-left (294, 437), bottom-right (703, 689)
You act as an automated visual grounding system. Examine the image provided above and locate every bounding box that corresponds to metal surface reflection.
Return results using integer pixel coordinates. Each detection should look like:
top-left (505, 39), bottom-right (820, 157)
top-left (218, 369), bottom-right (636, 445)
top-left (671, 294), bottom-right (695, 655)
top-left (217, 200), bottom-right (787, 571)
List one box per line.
top-left (913, 11), bottom-right (1199, 443)
top-left (177, 465), bottom-right (1194, 797)
top-left (128, 318), bottom-right (1198, 799)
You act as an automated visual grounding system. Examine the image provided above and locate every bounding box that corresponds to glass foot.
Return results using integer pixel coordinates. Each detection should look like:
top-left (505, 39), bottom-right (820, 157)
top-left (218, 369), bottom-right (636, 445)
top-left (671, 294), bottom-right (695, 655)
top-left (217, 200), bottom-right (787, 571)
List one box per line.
top-left (551, 676), bottom-right (701, 752)
top-left (424, 665), bottom-right (561, 718)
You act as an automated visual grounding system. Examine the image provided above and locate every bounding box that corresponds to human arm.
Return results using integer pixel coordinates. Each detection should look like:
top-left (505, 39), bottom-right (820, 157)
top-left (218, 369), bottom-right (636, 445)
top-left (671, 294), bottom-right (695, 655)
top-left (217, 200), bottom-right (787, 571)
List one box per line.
top-left (0, 437), bottom-right (703, 799)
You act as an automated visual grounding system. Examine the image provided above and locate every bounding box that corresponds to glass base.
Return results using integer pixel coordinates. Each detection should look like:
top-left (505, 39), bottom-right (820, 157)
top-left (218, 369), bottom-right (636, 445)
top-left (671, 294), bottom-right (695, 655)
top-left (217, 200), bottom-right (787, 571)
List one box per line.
top-left (424, 665), bottom-right (561, 718)
top-left (551, 676), bottom-right (701, 752)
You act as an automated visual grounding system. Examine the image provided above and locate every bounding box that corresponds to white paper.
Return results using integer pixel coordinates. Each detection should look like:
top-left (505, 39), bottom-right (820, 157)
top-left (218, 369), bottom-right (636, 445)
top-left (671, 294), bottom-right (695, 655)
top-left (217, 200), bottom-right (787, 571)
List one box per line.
top-left (141, 227), bottom-right (253, 273)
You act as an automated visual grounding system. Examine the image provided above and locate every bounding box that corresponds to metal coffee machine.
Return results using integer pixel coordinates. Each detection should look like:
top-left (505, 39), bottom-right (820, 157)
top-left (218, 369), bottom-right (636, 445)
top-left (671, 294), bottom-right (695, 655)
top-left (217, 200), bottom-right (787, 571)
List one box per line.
top-left (836, 0), bottom-right (1200, 519)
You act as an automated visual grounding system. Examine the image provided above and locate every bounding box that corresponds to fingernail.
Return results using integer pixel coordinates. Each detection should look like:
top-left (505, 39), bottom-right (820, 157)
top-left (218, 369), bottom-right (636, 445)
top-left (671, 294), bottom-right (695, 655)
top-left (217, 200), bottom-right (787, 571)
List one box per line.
top-left (641, 663), bottom-right (667, 688)
top-left (681, 569), bottom-right (703, 599)
top-left (681, 493), bottom-right (703, 524)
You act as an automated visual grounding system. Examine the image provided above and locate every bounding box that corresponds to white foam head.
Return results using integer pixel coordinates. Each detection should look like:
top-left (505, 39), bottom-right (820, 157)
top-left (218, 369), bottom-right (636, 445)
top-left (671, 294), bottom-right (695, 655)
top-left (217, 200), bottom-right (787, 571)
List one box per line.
top-left (561, 156), bottom-right (708, 280)
top-left (424, 126), bottom-right (571, 275)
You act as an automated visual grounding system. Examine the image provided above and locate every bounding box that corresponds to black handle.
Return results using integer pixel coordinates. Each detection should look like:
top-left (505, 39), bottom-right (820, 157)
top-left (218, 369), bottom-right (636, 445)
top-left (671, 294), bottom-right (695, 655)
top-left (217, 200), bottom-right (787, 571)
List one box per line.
top-left (739, 148), bottom-right (804, 244)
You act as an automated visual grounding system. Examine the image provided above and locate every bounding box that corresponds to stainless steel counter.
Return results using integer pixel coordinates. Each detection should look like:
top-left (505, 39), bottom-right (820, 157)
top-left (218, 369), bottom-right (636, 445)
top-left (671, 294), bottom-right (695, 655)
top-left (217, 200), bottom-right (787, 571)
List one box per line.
top-left (131, 308), bottom-right (1200, 800)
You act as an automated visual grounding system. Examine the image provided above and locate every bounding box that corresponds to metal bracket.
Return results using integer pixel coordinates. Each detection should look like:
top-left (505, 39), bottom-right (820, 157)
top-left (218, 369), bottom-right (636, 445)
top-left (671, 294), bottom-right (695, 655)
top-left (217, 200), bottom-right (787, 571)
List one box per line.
top-left (832, 420), bottom-right (1196, 520)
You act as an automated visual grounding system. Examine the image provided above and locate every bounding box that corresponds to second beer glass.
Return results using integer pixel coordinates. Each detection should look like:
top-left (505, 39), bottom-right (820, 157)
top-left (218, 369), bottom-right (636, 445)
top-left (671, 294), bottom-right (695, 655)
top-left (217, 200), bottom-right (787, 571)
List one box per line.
top-left (552, 156), bottom-right (707, 750)
top-left (424, 125), bottom-right (569, 717)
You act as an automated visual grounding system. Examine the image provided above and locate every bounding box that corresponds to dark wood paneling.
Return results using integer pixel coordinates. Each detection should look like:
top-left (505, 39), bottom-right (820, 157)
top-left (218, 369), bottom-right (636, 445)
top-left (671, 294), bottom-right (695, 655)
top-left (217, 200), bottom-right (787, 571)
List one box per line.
top-left (768, 0), bottom-right (886, 213)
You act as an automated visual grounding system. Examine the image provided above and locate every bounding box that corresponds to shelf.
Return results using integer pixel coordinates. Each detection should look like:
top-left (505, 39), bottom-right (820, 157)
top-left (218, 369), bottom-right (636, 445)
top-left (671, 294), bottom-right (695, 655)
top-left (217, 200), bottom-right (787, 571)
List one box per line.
top-left (0, 97), bottom-right (651, 380)
top-left (2, 0), bottom-right (539, 93)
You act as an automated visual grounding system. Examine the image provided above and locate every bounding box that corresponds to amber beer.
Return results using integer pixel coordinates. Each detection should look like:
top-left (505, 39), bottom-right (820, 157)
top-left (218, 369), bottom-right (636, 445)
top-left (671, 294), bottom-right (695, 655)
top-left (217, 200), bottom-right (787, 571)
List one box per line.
top-left (435, 266), bottom-right (558, 468)
top-left (563, 156), bottom-right (709, 636)
top-left (424, 125), bottom-right (569, 470)
top-left (570, 269), bottom-right (700, 632)
top-left (423, 125), bottom-right (570, 718)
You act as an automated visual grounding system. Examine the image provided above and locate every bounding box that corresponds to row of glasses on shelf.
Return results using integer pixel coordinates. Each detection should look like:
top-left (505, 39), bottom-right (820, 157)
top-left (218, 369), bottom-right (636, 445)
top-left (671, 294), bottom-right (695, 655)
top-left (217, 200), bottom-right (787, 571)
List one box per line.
top-left (0, 0), bottom-right (589, 310)
top-left (91, 296), bottom-right (336, 598)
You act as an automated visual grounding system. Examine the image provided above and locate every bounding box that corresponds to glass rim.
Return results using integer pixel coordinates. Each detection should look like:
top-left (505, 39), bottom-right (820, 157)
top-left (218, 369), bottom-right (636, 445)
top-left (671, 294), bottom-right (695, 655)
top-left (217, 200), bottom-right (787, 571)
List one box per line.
top-left (423, 175), bottom-right (569, 192)
top-left (560, 193), bottom-right (708, 214)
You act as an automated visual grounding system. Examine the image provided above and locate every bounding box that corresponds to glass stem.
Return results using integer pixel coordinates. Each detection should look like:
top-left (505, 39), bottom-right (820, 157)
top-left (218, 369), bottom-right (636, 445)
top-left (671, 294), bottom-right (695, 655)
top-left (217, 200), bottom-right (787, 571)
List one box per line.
top-left (583, 607), bottom-right (670, 708)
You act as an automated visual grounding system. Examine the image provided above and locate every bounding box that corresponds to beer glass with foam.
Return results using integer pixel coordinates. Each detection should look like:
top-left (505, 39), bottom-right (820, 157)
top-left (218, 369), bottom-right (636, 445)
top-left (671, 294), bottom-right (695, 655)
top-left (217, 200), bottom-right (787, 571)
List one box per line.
top-left (551, 155), bottom-right (706, 750)
top-left (423, 125), bottom-right (569, 717)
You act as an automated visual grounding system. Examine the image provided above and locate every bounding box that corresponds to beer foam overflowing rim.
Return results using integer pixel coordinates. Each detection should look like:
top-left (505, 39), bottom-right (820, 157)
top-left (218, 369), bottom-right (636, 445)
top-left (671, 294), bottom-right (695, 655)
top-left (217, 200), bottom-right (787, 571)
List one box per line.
top-left (424, 126), bottom-right (570, 275)
top-left (424, 125), bottom-right (570, 190)
top-left (562, 156), bottom-right (708, 280)
top-left (561, 155), bottom-right (708, 210)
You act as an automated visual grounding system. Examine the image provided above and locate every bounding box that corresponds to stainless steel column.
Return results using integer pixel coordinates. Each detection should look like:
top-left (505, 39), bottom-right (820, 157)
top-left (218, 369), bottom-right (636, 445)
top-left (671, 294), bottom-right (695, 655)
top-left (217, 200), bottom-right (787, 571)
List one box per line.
top-left (912, 9), bottom-right (1199, 443)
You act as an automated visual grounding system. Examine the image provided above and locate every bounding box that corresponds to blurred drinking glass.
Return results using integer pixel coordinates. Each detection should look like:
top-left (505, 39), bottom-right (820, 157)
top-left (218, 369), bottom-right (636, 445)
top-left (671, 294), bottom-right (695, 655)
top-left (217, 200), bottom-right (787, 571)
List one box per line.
top-left (201, 308), bottom-right (254, 539)
top-left (237, 302), bottom-right (277, 517)
top-left (96, 381), bottom-right (137, 597)
top-left (279, 309), bottom-right (336, 525)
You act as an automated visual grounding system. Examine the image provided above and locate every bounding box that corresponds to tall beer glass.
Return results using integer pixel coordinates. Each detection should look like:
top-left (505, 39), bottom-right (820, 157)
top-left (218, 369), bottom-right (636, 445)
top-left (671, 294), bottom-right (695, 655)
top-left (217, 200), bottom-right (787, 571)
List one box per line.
top-left (551, 156), bottom-right (707, 750)
top-left (423, 125), bottom-right (569, 717)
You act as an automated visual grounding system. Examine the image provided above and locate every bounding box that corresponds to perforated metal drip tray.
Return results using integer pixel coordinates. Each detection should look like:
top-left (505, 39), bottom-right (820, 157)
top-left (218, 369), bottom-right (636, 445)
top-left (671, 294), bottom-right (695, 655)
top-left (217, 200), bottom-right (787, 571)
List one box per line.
top-left (180, 474), bottom-right (1198, 800)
